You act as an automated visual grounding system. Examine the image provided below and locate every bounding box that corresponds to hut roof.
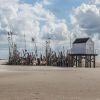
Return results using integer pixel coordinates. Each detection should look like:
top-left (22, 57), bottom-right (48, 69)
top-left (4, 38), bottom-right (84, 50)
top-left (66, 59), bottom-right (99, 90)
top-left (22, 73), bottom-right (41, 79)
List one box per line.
top-left (73, 38), bottom-right (90, 44)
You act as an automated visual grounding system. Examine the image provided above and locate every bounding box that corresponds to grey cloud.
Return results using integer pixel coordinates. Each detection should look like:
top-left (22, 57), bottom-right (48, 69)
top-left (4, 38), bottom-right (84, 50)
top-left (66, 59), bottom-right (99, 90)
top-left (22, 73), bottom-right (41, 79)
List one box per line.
top-left (71, 3), bottom-right (100, 36)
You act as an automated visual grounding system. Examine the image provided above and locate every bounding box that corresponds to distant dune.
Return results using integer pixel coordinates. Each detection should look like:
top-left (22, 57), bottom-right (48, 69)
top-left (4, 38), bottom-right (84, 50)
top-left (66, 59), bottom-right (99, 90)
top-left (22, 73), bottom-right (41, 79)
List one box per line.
top-left (0, 59), bottom-right (7, 65)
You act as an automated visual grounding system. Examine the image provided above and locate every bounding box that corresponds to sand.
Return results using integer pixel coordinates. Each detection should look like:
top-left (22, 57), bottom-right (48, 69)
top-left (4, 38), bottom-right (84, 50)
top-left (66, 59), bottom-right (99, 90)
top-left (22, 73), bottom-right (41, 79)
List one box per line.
top-left (0, 61), bottom-right (100, 100)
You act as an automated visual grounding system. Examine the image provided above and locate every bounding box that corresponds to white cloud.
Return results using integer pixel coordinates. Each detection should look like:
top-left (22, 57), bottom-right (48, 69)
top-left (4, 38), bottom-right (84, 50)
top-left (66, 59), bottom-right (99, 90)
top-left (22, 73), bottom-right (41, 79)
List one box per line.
top-left (0, 0), bottom-right (69, 40)
top-left (95, 0), bottom-right (100, 4)
top-left (41, 20), bottom-right (69, 41)
top-left (42, 0), bottom-right (51, 5)
top-left (93, 0), bottom-right (100, 4)
top-left (89, 0), bottom-right (100, 4)
top-left (0, 0), bottom-right (69, 56)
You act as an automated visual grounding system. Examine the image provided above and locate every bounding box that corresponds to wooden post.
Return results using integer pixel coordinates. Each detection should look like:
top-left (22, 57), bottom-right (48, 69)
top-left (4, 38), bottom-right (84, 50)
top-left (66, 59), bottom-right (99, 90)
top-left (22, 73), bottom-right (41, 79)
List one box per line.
top-left (87, 56), bottom-right (89, 68)
top-left (93, 55), bottom-right (95, 68)
top-left (76, 56), bottom-right (77, 67)
top-left (77, 56), bottom-right (79, 67)
top-left (78, 56), bottom-right (82, 67)
top-left (85, 56), bottom-right (87, 68)
top-left (72, 56), bottom-right (74, 67)
top-left (90, 56), bottom-right (91, 68)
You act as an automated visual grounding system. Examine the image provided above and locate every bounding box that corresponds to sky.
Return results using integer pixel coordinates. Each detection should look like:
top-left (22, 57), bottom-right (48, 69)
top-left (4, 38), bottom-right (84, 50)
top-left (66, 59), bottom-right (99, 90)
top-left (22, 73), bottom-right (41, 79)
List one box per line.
top-left (0, 0), bottom-right (100, 59)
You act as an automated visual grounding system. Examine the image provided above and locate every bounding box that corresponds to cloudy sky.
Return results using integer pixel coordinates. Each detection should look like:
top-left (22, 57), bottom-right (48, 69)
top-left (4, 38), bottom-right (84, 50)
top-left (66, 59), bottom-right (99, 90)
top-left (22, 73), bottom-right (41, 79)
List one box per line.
top-left (0, 0), bottom-right (100, 59)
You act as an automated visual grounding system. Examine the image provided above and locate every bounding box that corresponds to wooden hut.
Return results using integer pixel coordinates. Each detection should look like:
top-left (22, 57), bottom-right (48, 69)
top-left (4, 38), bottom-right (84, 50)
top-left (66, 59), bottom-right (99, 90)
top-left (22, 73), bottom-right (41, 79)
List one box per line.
top-left (69, 37), bottom-right (97, 68)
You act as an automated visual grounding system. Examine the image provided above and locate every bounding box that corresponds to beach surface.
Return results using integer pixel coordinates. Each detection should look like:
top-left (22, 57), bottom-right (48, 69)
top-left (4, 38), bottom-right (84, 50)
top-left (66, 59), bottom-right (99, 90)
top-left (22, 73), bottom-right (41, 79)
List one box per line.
top-left (0, 61), bottom-right (100, 100)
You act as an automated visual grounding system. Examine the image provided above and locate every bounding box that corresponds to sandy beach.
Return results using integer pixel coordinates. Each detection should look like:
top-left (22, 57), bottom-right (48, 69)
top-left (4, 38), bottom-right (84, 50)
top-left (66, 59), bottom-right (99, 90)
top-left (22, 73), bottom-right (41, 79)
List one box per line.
top-left (0, 61), bottom-right (100, 100)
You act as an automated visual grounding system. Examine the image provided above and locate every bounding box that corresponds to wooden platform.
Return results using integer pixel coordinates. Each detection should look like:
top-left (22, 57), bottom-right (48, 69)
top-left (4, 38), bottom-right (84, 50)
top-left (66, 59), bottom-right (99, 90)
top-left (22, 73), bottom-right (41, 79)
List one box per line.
top-left (68, 54), bottom-right (98, 68)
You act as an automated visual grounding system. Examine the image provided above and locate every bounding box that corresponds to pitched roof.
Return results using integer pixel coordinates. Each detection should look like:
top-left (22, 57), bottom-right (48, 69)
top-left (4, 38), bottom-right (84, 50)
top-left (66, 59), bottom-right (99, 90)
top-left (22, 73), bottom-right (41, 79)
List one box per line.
top-left (73, 38), bottom-right (90, 44)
